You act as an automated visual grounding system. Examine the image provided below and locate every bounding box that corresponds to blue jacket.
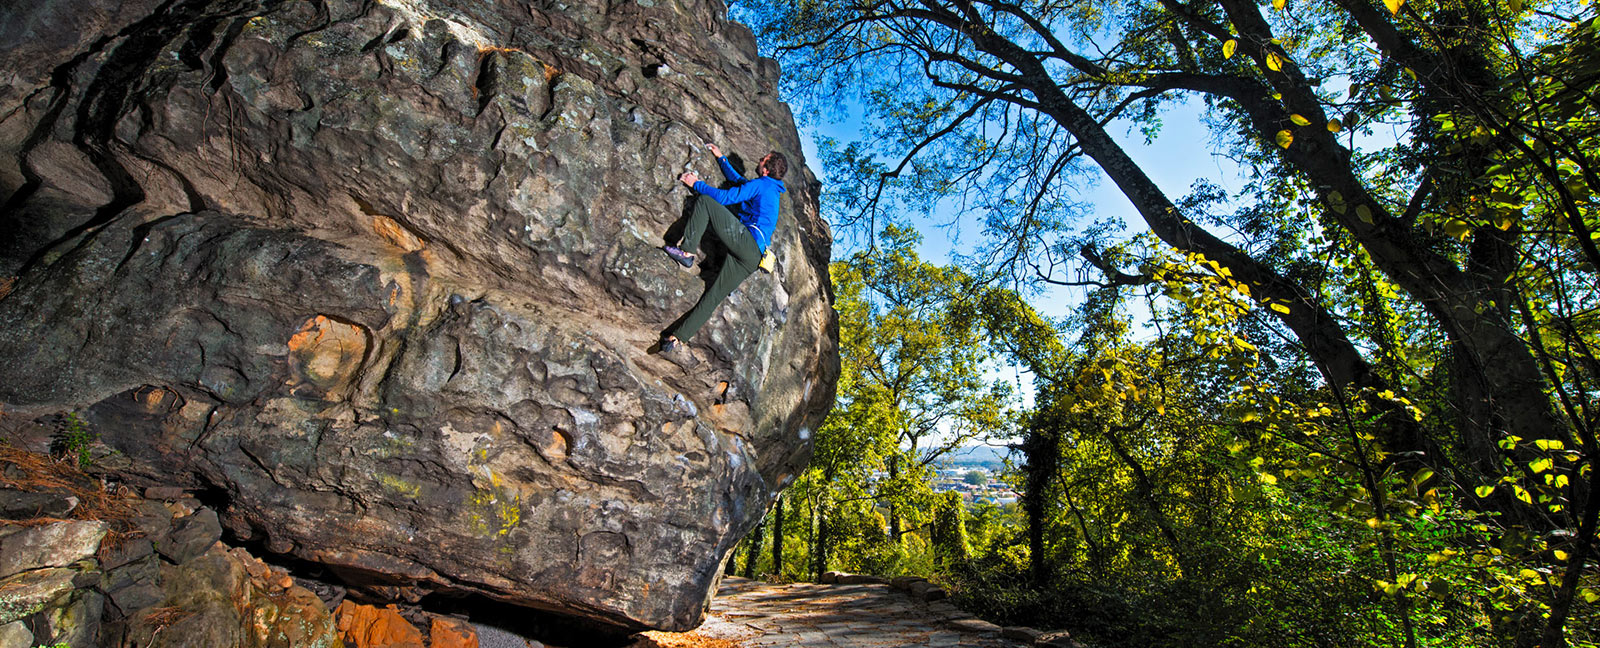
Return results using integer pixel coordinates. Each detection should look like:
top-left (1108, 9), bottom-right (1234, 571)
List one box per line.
top-left (692, 156), bottom-right (784, 252)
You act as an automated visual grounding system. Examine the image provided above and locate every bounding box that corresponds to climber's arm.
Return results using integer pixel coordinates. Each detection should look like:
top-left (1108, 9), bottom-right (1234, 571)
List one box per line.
top-left (692, 178), bottom-right (763, 206)
top-left (716, 154), bottom-right (744, 182)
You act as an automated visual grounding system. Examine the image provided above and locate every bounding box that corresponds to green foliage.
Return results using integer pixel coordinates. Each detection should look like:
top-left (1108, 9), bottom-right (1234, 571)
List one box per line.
top-left (738, 0), bottom-right (1600, 643)
top-left (53, 411), bottom-right (96, 469)
top-left (739, 232), bottom-right (1018, 582)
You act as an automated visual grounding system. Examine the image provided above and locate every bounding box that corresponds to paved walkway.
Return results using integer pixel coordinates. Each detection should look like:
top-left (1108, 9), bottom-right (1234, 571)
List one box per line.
top-left (632, 577), bottom-right (1024, 648)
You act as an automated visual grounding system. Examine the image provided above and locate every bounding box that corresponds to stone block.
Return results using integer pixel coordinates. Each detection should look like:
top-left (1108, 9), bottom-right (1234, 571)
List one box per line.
top-left (890, 575), bottom-right (927, 590)
top-left (837, 574), bottom-right (889, 585)
top-left (429, 616), bottom-right (478, 648)
top-left (103, 555), bottom-right (164, 615)
top-left (908, 581), bottom-right (947, 601)
top-left (1035, 629), bottom-right (1083, 647)
top-left (819, 570), bottom-right (844, 584)
top-left (40, 587), bottom-right (104, 648)
top-left (98, 537), bottom-right (155, 571)
top-left (0, 488), bottom-right (78, 519)
top-left (0, 520), bottom-right (108, 579)
top-left (156, 508), bottom-right (221, 565)
top-left (0, 567), bottom-right (76, 624)
top-left (336, 601), bottom-right (425, 648)
top-left (1002, 626), bottom-right (1044, 642)
top-left (0, 621), bottom-right (31, 648)
top-left (947, 617), bottom-right (1002, 633)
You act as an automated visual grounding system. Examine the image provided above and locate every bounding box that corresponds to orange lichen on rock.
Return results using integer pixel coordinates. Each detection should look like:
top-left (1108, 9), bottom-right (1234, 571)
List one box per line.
top-left (428, 616), bottom-right (479, 648)
top-left (287, 314), bottom-right (368, 395)
top-left (371, 214), bottom-right (426, 252)
top-left (336, 601), bottom-right (425, 648)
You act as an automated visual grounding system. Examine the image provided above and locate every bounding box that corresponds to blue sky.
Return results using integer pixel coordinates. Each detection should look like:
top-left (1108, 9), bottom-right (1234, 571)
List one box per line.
top-left (794, 94), bottom-right (1253, 322)
top-left (788, 94), bottom-right (1259, 423)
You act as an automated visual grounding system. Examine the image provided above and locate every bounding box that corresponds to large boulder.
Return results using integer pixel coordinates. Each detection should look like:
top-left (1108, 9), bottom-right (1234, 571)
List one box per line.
top-left (0, 0), bottom-right (836, 632)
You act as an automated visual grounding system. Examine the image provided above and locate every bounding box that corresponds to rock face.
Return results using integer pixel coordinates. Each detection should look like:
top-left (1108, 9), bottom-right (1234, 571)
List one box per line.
top-left (0, 0), bottom-right (836, 633)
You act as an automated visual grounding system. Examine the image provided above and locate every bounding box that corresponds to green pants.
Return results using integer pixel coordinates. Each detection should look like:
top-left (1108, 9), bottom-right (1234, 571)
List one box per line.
top-left (667, 196), bottom-right (761, 341)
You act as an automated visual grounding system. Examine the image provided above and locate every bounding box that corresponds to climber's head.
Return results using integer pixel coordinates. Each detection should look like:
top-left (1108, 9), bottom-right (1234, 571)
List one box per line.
top-left (758, 151), bottom-right (788, 180)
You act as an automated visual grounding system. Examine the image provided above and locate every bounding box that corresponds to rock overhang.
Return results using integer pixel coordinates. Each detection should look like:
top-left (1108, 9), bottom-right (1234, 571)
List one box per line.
top-left (0, 0), bottom-right (837, 631)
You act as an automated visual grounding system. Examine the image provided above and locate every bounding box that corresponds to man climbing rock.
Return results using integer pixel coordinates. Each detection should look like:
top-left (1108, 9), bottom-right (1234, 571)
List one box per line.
top-left (659, 143), bottom-right (787, 353)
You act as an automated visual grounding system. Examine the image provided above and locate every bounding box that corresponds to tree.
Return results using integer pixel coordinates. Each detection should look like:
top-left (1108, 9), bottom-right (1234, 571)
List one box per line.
top-left (834, 225), bottom-right (1011, 541)
top-left (743, 0), bottom-right (1598, 643)
top-left (756, 230), bottom-right (1015, 580)
top-left (964, 469), bottom-right (987, 486)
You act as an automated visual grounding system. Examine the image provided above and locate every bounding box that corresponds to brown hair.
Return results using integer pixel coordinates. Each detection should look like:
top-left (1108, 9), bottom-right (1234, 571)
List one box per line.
top-left (764, 151), bottom-right (789, 180)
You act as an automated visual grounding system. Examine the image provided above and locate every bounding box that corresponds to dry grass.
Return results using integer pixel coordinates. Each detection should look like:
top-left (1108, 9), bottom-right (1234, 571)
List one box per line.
top-left (143, 605), bottom-right (195, 628)
top-left (0, 276), bottom-right (14, 300)
top-left (0, 444), bottom-right (139, 526)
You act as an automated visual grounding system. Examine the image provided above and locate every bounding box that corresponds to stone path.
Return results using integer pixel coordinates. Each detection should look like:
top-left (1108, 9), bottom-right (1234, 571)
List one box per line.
top-left (633, 576), bottom-right (1024, 648)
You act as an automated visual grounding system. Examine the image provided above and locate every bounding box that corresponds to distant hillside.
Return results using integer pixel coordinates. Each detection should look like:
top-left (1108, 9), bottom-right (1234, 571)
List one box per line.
top-left (935, 444), bottom-right (1014, 469)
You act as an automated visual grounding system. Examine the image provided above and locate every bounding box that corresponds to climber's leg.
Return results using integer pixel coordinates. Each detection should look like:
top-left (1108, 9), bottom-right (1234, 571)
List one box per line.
top-left (663, 195), bottom-right (763, 343)
top-left (677, 196), bottom-right (736, 256)
top-left (666, 253), bottom-right (758, 342)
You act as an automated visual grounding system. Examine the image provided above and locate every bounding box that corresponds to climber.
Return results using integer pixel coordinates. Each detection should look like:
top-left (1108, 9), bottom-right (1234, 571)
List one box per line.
top-left (658, 143), bottom-right (787, 354)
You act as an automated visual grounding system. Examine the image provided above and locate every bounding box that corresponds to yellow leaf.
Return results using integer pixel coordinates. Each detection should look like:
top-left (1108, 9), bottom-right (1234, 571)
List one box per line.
top-left (1275, 129), bottom-right (1294, 148)
top-left (1555, 550), bottom-right (1569, 561)
top-left (1442, 219), bottom-right (1472, 241)
top-left (1328, 191), bottom-right (1347, 214)
top-left (1534, 439), bottom-right (1565, 451)
top-left (1531, 458), bottom-right (1554, 473)
top-left (1266, 52), bottom-right (1285, 72)
top-left (1270, 302), bottom-right (1291, 314)
top-left (1475, 485), bottom-right (1495, 498)
top-left (1514, 485), bottom-right (1531, 503)
top-left (1356, 205), bottom-right (1374, 224)
top-left (1384, 0), bottom-right (1404, 15)
top-left (1273, 0), bottom-right (1286, 9)
top-left (1327, 118), bottom-right (1343, 132)
top-left (1584, 590), bottom-right (1599, 604)
top-left (1290, 114), bottom-right (1311, 126)
top-left (1223, 39), bottom-right (1237, 59)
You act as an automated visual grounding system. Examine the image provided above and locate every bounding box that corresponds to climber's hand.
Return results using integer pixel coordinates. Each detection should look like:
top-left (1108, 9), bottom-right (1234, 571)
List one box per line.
top-left (707, 143), bottom-right (723, 158)
top-left (680, 172), bottom-right (699, 187)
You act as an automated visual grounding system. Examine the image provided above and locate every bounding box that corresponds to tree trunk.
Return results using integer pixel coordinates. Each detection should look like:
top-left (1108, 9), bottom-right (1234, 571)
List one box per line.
top-left (1021, 419), bottom-right (1059, 587)
top-left (887, 455), bottom-right (901, 542)
top-left (742, 516), bottom-right (764, 578)
top-left (771, 496), bottom-right (784, 578)
top-left (812, 504), bottom-right (830, 581)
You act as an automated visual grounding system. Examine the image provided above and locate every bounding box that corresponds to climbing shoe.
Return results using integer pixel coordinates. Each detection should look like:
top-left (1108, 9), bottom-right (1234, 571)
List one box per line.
top-left (662, 245), bottom-right (696, 269)
top-left (660, 336), bottom-right (681, 353)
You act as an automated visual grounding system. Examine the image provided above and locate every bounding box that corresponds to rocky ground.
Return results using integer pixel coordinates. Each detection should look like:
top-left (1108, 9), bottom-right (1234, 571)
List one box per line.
top-left (2, 444), bottom-right (1087, 648)
top-left (630, 576), bottom-right (1084, 648)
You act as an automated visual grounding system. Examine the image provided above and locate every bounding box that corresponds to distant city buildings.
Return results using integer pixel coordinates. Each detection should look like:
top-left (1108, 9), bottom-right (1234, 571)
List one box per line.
top-left (931, 466), bottom-right (1019, 505)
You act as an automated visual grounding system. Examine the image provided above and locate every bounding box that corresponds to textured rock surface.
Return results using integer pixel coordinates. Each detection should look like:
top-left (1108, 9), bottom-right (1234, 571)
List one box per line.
top-left (0, 520), bottom-right (108, 579)
top-left (0, 0), bottom-right (836, 632)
